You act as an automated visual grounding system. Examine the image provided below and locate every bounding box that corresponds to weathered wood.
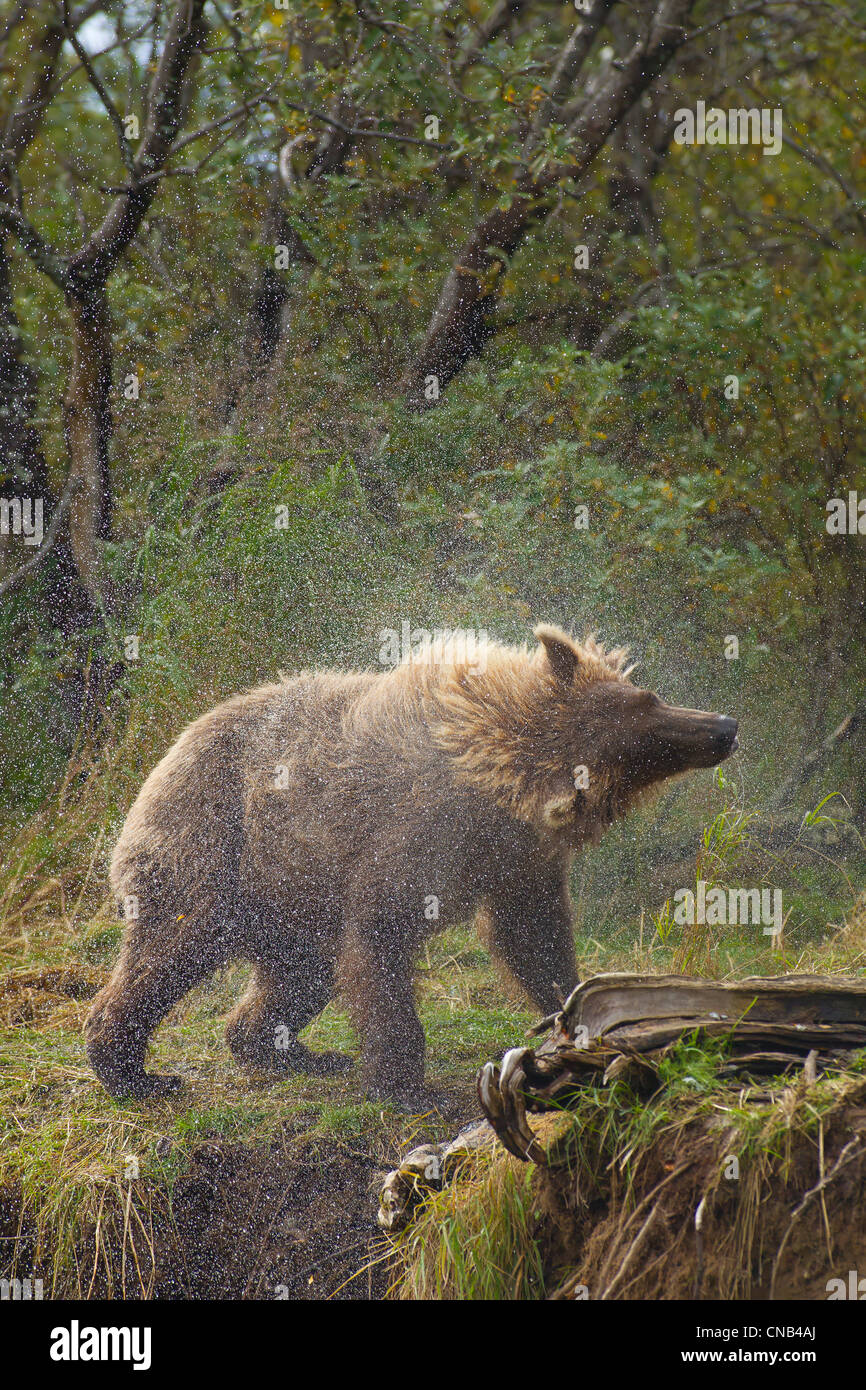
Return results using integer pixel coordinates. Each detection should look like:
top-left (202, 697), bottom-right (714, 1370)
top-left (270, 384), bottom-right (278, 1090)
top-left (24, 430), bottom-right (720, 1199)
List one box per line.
top-left (380, 972), bottom-right (866, 1228)
top-left (547, 973), bottom-right (866, 1043)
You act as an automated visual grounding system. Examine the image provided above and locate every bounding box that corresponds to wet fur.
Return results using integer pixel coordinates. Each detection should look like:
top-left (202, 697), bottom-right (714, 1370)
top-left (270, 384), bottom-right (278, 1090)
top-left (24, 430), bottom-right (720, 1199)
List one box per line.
top-left (85, 625), bottom-right (720, 1101)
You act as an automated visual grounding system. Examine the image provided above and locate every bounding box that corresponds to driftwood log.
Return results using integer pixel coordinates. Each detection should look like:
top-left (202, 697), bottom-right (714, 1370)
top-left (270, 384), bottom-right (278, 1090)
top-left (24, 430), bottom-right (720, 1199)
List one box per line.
top-left (379, 972), bottom-right (866, 1231)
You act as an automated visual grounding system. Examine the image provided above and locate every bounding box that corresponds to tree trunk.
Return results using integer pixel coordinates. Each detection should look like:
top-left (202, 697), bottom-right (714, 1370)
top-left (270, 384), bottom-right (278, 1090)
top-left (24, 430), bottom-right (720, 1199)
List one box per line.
top-left (404, 197), bottom-right (533, 409)
top-left (224, 111), bottom-right (356, 428)
top-left (0, 239), bottom-right (48, 492)
top-left (62, 281), bottom-right (114, 614)
top-left (0, 241), bottom-right (96, 646)
top-left (0, 0), bottom-right (208, 730)
top-left (404, 0), bottom-right (696, 408)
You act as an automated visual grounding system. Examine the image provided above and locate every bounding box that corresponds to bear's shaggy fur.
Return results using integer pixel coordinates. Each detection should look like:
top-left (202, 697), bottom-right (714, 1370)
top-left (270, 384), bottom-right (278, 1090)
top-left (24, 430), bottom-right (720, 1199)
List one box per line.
top-left (85, 624), bottom-right (738, 1103)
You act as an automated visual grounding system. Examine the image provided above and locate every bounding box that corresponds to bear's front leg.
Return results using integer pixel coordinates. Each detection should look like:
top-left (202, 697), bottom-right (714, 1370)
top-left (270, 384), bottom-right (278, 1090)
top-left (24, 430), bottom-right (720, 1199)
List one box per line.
top-left (480, 861), bottom-right (579, 1015)
top-left (339, 910), bottom-right (431, 1108)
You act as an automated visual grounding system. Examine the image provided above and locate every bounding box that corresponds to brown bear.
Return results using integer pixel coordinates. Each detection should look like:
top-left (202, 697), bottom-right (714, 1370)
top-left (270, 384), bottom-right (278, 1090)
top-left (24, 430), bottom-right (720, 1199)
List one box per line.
top-left (85, 624), bottom-right (738, 1105)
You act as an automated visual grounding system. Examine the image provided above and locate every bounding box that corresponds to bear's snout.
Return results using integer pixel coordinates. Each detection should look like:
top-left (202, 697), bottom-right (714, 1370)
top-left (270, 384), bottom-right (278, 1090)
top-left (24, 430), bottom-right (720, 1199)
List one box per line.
top-left (637, 700), bottom-right (741, 773)
top-left (714, 715), bottom-right (739, 757)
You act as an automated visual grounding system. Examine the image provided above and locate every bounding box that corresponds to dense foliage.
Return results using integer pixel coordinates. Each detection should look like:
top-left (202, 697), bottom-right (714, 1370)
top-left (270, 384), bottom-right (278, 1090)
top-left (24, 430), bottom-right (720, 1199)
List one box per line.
top-left (1, 0), bottom-right (864, 939)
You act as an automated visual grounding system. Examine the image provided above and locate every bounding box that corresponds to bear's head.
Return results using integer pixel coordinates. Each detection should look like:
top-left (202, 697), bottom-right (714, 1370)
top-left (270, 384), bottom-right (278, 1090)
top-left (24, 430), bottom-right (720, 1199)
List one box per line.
top-left (427, 623), bottom-right (738, 848)
top-left (534, 624), bottom-right (738, 842)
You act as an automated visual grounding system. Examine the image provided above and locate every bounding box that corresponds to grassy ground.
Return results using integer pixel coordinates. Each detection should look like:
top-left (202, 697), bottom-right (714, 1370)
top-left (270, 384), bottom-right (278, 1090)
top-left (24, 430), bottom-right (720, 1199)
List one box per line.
top-left (385, 890), bottom-right (866, 1302)
top-left (389, 978), bottom-right (866, 1301)
top-left (0, 907), bottom-right (541, 1298)
top-left (389, 1016), bottom-right (866, 1301)
top-left (2, 765), bottom-right (865, 1300)
top-left (3, 877), bottom-right (866, 1299)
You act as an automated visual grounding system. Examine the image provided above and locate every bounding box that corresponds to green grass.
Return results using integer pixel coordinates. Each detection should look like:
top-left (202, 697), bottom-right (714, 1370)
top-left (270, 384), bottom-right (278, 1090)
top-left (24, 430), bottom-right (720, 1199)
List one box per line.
top-left (387, 1028), bottom-right (866, 1300)
top-left (392, 1149), bottom-right (548, 1301)
top-left (2, 821), bottom-right (865, 1297)
top-left (0, 915), bottom-right (539, 1294)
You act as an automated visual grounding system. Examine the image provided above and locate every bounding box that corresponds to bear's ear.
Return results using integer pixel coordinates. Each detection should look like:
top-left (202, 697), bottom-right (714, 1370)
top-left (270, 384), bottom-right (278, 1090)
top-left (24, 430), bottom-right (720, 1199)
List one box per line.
top-left (534, 624), bottom-right (580, 683)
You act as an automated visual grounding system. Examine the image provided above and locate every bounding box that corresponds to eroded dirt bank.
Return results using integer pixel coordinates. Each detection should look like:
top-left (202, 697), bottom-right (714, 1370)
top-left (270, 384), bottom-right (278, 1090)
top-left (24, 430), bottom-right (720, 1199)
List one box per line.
top-left (2, 1135), bottom-right (392, 1300)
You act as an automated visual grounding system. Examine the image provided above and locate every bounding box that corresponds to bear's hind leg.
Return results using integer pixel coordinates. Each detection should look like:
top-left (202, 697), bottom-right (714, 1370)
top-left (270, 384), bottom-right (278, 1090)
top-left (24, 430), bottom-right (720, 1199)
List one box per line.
top-left (225, 949), bottom-right (351, 1078)
top-left (86, 936), bottom-right (213, 1098)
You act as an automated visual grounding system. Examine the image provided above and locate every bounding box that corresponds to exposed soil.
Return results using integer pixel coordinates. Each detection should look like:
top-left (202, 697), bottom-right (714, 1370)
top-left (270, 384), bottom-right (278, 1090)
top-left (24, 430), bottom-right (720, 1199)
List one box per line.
top-left (1, 1133), bottom-right (393, 1300)
top-left (2, 1059), bottom-right (479, 1302)
top-left (532, 1091), bottom-right (866, 1299)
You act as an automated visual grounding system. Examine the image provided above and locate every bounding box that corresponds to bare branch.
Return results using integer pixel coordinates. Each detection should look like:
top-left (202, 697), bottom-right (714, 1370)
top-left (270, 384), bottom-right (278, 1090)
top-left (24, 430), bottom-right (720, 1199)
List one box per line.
top-left (769, 701), bottom-right (866, 811)
top-left (50, 11), bottom-right (158, 99)
top-left (682, 0), bottom-right (839, 47)
top-left (0, 202), bottom-right (71, 290)
top-left (0, 0), bottom-right (31, 47)
top-left (278, 101), bottom-right (452, 149)
top-left (67, 0), bottom-right (208, 283)
top-left (60, 0), bottom-right (136, 176)
top-left (590, 242), bottom-right (792, 356)
top-left (782, 132), bottom-right (866, 235)
top-left (456, 0), bottom-right (528, 75)
top-left (168, 85), bottom-right (280, 154)
top-left (1, 15), bottom-right (64, 158)
top-left (526, 0), bottom-right (617, 154)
